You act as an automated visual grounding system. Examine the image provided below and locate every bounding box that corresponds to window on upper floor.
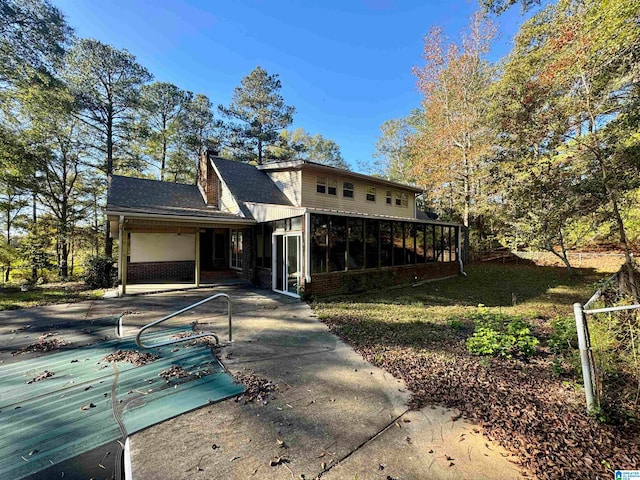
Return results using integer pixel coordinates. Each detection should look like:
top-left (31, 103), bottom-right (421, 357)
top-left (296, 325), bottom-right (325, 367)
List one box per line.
top-left (386, 190), bottom-right (392, 205)
top-left (327, 178), bottom-right (337, 195)
top-left (394, 191), bottom-right (408, 207)
top-left (366, 186), bottom-right (376, 202)
top-left (316, 177), bottom-right (326, 194)
top-left (343, 181), bottom-right (354, 198)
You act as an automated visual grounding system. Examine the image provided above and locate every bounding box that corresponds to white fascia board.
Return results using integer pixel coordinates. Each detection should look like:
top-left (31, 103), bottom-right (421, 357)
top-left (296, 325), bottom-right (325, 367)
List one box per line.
top-left (243, 203), bottom-right (307, 223)
top-left (105, 210), bottom-right (255, 225)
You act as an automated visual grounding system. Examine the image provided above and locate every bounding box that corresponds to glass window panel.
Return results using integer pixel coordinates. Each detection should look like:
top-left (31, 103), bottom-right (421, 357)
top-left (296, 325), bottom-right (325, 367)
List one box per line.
top-left (415, 224), bottom-right (425, 263)
top-left (452, 227), bottom-right (458, 262)
top-left (256, 227), bottom-right (264, 267)
top-left (366, 186), bottom-right (376, 202)
top-left (379, 221), bottom-right (392, 267)
top-left (343, 182), bottom-right (354, 198)
top-left (393, 222), bottom-right (405, 266)
top-left (365, 219), bottom-right (379, 269)
top-left (276, 235), bottom-right (284, 287)
top-left (443, 227), bottom-right (450, 262)
top-left (290, 216), bottom-right (302, 231)
top-left (310, 215), bottom-right (328, 274)
top-left (405, 223), bottom-right (417, 264)
top-left (424, 225), bottom-right (435, 262)
top-left (316, 177), bottom-right (326, 194)
top-left (329, 216), bottom-right (347, 272)
top-left (385, 190), bottom-right (392, 205)
top-left (347, 218), bottom-right (364, 270)
top-left (264, 223), bottom-right (273, 267)
top-left (287, 236), bottom-right (300, 295)
top-left (434, 226), bottom-right (442, 262)
top-left (328, 178), bottom-right (337, 196)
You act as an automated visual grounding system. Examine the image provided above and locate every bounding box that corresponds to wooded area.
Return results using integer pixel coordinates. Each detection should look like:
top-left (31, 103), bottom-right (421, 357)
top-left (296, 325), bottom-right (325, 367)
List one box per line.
top-left (1, 0), bottom-right (639, 286)
top-left (374, 0), bottom-right (640, 273)
top-left (0, 0), bottom-right (346, 285)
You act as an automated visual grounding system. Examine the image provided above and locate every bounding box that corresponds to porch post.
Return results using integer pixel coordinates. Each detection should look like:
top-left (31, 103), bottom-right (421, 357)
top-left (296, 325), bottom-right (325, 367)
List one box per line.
top-left (119, 217), bottom-right (127, 296)
top-left (195, 229), bottom-right (201, 287)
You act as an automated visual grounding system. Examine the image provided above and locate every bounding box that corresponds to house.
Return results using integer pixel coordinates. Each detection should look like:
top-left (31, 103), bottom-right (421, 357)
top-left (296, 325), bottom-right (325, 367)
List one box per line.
top-left (106, 150), bottom-right (463, 297)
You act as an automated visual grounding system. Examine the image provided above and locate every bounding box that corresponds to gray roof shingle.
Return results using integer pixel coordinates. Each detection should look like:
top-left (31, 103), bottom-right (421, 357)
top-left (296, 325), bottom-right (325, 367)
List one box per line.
top-left (211, 157), bottom-right (292, 206)
top-left (106, 175), bottom-right (241, 219)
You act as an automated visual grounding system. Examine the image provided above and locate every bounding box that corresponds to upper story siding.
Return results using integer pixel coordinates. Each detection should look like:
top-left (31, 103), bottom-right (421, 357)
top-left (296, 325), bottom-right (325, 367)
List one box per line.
top-left (265, 170), bottom-right (302, 206)
top-left (300, 170), bottom-right (417, 219)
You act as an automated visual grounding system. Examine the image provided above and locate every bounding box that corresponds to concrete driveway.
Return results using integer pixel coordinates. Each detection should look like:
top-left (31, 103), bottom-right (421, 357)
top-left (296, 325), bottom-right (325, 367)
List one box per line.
top-left (0, 286), bottom-right (523, 479)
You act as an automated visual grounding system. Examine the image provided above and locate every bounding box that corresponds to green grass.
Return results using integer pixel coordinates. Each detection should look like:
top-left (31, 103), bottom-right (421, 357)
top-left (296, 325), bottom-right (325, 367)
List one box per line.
top-left (312, 263), bottom-right (604, 349)
top-left (0, 282), bottom-right (104, 310)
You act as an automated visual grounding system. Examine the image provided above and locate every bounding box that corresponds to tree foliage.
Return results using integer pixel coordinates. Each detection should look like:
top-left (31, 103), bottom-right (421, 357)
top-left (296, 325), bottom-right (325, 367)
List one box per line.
top-left (65, 39), bottom-right (151, 256)
top-left (410, 12), bottom-right (496, 230)
top-left (219, 66), bottom-right (295, 165)
top-left (0, 0), bottom-right (72, 83)
top-left (270, 128), bottom-right (348, 169)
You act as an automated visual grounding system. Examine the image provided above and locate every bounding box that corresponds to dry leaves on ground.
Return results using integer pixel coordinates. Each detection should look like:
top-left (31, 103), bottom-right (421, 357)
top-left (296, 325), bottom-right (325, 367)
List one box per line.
top-left (325, 321), bottom-right (640, 480)
top-left (233, 371), bottom-right (278, 405)
top-left (12, 334), bottom-right (67, 355)
top-left (27, 370), bottom-right (55, 384)
top-left (101, 350), bottom-right (159, 366)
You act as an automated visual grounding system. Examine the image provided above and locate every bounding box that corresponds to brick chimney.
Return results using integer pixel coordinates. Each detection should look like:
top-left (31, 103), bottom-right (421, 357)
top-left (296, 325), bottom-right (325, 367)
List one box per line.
top-left (198, 149), bottom-right (219, 207)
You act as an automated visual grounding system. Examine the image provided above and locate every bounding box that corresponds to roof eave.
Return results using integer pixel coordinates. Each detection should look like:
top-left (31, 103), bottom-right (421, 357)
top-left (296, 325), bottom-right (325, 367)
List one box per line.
top-left (105, 209), bottom-right (256, 225)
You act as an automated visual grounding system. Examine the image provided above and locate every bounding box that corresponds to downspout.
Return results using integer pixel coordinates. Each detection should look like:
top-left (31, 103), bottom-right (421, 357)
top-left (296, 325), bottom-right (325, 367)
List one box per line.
top-left (457, 225), bottom-right (466, 276)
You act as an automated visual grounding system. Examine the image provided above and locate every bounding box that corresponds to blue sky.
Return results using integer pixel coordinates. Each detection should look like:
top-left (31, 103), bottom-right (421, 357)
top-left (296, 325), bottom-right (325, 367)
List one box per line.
top-left (54, 0), bottom-right (529, 172)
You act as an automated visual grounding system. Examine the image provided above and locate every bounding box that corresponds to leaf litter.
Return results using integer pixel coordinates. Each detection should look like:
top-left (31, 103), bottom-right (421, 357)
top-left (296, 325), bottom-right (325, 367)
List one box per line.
top-left (12, 334), bottom-right (67, 355)
top-left (101, 350), bottom-right (159, 366)
top-left (233, 371), bottom-right (278, 405)
top-left (322, 316), bottom-right (640, 479)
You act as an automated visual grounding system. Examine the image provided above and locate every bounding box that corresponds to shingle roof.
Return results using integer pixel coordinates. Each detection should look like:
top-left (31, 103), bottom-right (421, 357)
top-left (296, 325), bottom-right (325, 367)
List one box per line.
top-left (211, 157), bottom-right (293, 206)
top-left (106, 175), bottom-right (242, 219)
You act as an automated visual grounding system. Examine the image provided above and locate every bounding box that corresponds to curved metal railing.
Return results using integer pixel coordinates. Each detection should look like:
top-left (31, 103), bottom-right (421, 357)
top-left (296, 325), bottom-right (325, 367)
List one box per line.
top-left (135, 293), bottom-right (232, 349)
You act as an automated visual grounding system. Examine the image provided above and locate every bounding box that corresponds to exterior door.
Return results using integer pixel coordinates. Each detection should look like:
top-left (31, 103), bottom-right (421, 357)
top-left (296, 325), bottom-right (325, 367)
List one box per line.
top-left (273, 234), bottom-right (301, 297)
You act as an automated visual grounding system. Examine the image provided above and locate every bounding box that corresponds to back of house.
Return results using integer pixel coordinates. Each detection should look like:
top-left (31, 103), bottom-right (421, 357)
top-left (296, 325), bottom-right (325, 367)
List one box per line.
top-left (106, 150), bottom-right (463, 297)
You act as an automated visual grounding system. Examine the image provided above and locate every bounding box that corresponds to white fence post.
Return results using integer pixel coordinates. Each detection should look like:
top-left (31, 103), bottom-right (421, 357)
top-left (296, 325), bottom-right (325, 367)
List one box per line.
top-left (573, 302), bottom-right (596, 411)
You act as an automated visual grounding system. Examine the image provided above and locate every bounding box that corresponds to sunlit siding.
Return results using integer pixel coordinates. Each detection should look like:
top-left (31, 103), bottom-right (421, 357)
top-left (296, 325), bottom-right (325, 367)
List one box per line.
top-left (266, 170), bottom-right (302, 206)
top-left (219, 181), bottom-right (241, 215)
top-left (300, 170), bottom-right (416, 219)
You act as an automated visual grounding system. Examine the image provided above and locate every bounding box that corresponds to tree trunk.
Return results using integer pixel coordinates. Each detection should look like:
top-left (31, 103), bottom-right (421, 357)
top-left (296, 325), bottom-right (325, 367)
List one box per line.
top-left (31, 193), bottom-right (37, 280)
top-left (105, 110), bottom-right (114, 257)
top-left (257, 139), bottom-right (263, 165)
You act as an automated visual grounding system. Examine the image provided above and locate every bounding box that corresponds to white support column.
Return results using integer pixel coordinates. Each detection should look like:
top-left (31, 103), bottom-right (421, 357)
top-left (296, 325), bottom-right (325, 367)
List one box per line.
top-left (119, 216), bottom-right (127, 296)
top-left (304, 212), bottom-right (311, 284)
top-left (195, 230), bottom-right (201, 287)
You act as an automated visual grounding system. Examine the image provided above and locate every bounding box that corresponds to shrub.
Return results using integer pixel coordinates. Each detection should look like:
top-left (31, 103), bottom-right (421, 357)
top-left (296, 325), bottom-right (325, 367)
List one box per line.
top-left (466, 307), bottom-right (539, 359)
top-left (549, 316), bottom-right (578, 355)
top-left (84, 256), bottom-right (116, 289)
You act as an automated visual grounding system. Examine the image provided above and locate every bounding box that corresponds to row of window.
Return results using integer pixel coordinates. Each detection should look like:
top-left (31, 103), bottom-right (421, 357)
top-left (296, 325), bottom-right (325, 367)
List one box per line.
top-left (310, 214), bottom-right (458, 274)
top-left (316, 177), bottom-right (409, 207)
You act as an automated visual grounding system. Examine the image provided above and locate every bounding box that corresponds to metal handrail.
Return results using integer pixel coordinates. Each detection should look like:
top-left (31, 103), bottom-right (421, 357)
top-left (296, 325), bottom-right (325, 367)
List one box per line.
top-left (135, 293), bottom-right (232, 349)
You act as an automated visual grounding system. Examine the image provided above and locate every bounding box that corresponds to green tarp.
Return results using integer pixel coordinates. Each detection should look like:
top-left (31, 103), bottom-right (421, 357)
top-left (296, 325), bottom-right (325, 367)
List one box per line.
top-left (0, 328), bottom-right (243, 480)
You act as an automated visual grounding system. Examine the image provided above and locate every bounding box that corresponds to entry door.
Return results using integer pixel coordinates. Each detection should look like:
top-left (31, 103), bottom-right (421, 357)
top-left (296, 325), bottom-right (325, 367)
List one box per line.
top-left (273, 234), bottom-right (301, 297)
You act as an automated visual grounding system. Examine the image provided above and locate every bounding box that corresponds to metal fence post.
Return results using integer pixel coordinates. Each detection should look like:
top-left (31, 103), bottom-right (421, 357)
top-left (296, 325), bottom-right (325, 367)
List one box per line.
top-left (573, 302), bottom-right (596, 411)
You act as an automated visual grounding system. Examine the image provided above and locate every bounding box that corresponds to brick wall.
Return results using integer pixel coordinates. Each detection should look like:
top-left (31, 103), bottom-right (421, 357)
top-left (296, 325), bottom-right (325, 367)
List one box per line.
top-left (127, 261), bottom-right (195, 283)
top-left (253, 266), bottom-right (273, 289)
top-left (198, 152), bottom-right (219, 206)
top-left (305, 262), bottom-right (460, 297)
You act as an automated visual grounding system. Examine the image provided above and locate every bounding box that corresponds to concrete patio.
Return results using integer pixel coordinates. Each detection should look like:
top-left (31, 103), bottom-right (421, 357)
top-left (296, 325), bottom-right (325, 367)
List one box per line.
top-left (0, 286), bottom-right (523, 479)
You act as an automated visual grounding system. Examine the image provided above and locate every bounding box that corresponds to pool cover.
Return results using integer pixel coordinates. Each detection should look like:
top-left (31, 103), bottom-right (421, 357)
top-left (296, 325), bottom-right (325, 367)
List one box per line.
top-left (0, 327), bottom-right (244, 480)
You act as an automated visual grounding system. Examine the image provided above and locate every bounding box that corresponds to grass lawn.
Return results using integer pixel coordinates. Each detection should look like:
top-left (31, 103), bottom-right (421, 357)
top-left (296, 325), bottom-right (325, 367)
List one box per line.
top-left (312, 262), bottom-right (638, 479)
top-left (0, 282), bottom-right (104, 311)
